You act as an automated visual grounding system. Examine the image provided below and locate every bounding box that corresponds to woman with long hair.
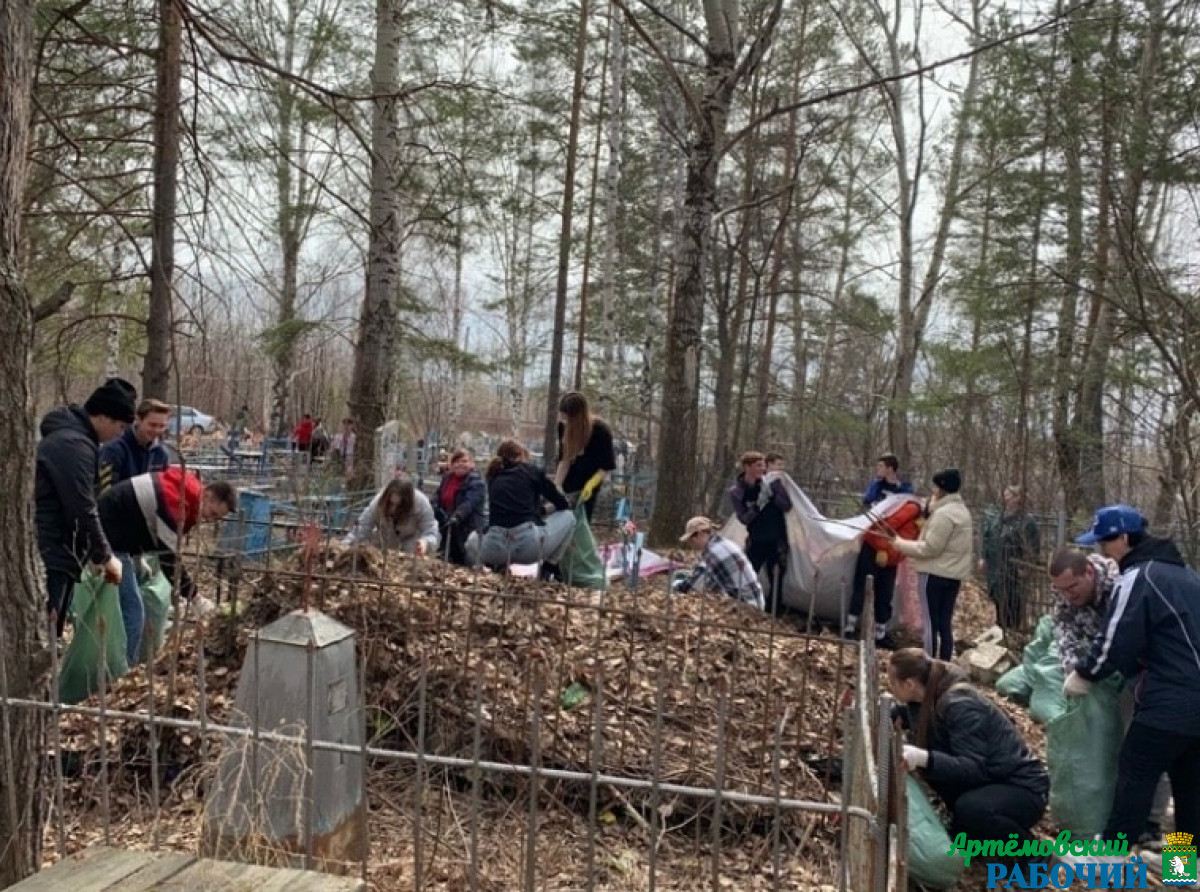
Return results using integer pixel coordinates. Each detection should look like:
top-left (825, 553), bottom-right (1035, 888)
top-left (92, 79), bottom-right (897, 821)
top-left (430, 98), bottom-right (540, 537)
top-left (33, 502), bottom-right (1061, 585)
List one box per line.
top-left (889, 648), bottom-right (1048, 874)
top-left (433, 448), bottom-right (487, 565)
top-left (345, 477), bottom-right (440, 556)
top-left (477, 438), bottom-right (575, 576)
top-left (555, 391), bottom-right (617, 521)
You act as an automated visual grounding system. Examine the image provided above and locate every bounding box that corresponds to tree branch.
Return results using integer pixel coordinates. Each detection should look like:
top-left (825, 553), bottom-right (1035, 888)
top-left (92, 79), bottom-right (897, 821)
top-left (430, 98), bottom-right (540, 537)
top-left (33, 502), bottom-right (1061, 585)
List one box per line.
top-left (725, 0), bottom-right (1096, 157)
top-left (32, 282), bottom-right (75, 323)
top-left (610, 0), bottom-right (704, 124)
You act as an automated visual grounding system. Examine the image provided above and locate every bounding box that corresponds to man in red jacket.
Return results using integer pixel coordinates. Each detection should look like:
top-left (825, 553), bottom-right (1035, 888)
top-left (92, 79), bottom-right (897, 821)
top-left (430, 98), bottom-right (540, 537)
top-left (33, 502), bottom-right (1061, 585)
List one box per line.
top-left (98, 467), bottom-right (237, 624)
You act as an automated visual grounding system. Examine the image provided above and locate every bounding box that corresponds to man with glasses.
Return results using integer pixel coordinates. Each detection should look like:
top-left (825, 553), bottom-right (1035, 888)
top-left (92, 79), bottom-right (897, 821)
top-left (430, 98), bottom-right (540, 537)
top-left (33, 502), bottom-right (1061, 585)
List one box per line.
top-left (1048, 545), bottom-right (1170, 843)
top-left (1058, 506), bottom-right (1199, 868)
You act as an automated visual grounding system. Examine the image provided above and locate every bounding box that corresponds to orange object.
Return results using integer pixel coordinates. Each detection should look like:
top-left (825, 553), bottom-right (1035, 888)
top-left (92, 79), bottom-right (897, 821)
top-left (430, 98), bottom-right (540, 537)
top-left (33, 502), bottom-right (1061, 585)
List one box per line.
top-left (862, 500), bottom-right (923, 568)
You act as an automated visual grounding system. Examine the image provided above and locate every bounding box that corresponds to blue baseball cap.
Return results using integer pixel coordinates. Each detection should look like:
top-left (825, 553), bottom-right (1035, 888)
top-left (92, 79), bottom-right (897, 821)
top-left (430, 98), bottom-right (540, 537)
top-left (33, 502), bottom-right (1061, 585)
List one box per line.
top-left (1075, 505), bottom-right (1147, 545)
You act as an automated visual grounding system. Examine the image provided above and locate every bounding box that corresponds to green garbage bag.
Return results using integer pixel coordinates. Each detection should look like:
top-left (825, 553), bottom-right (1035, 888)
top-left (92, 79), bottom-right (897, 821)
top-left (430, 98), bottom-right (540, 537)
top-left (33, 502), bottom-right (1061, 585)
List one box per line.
top-left (907, 775), bottom-right (965, 889)
top-left (138, 557), bottom-right (173, 664)
top-left (558, 502), bottom-right (608, 592)
top-left (1047, 678), bottom-right (1123, 837)
top-left (1028, 661), bottom-right (1067, 725)
top-left (996, 664), bottom-right (1032, 703)
top-left (997, 615), bottom-right (1056, 710)
top-left (58, 571), bottom-right (129, 705)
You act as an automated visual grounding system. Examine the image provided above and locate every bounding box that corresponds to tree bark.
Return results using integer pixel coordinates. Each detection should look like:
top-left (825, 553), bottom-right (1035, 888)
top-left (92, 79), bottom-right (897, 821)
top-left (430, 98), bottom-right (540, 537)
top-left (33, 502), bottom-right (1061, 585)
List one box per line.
top-left (348, 0), bottom-right (405, 490)
top-left (142, 0), bottom-right (182, 401)
top-left (597, 1), bottom-right (625, 418)
top-left (0, 0), bottom-right (49, 883)
top-left (542, 0), bottom-right (590, 464)
top-left (647, 0), bottom-right (782, 543)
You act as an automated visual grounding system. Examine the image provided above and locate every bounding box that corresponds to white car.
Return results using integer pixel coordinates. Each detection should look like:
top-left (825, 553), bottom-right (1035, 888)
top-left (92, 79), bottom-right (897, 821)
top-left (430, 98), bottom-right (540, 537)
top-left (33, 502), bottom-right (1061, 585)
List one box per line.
top-left (171, 406), bottom-right (216, 435)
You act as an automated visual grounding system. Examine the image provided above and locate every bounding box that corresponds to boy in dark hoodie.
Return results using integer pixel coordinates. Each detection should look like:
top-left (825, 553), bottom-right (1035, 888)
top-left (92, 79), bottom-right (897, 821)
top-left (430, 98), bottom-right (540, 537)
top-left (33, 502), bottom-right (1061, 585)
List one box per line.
top-left (35, 378), bottom-right (137, 635)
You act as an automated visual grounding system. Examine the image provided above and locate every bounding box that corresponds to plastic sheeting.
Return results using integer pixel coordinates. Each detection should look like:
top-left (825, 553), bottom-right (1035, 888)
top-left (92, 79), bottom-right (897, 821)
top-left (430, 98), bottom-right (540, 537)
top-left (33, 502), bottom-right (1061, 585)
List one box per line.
top-left (721, 474), bottom-right (923, 622)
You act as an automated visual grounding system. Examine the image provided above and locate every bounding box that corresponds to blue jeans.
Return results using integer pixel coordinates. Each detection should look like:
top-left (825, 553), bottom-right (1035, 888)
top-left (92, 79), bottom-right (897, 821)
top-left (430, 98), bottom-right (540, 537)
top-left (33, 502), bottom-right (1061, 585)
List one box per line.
top-left (117, 554), bottom-right (144, 665)
top-left (473, 513), bottom-right (577, 570)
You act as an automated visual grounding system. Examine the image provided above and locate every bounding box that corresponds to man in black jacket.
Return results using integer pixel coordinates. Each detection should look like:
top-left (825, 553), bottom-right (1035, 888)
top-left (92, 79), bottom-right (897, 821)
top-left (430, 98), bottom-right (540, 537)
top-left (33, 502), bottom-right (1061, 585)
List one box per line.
top-left (35, 378), bottom-right (138, 635)
top-left (1064, 505), bottom-right (1198, 853)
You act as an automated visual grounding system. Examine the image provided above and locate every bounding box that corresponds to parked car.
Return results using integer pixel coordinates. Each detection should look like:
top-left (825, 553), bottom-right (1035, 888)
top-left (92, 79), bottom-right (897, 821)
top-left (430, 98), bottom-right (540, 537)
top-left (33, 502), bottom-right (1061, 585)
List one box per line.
top-left (170, 406), bottom-right (216, 435)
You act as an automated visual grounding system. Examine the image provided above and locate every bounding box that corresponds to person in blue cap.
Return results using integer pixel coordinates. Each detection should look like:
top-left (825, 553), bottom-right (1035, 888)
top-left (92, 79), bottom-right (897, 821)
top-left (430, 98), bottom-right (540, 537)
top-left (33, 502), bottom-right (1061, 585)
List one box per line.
top-left (1059, 504), bottom-right (1199, 867)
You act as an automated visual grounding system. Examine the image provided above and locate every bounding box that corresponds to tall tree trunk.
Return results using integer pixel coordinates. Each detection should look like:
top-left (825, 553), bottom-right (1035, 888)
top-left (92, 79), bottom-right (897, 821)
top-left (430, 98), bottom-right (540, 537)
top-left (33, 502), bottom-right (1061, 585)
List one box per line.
top-left (0, 0), bottom-right (47, 883)
top-left (448, 205), bottom-right (465, 443)
top-left (347, 0), bottom-right (405, 490)
top-left (268, 2), bottom-right (310, 438)
top-left (597, 1), bottom-right (625, 417)
top-left (707, 113), bottom-right (759, 513)
top-left (542, 0), bottom-right (589, 463)
top-left (573, 38), bottom-right (609, 391)
top-left (1052, 3), bottom-right (1088, 518)
top-left (142, 0), bottom-right (182, 400)
top-left (646, 0), bottom-right (782, 543)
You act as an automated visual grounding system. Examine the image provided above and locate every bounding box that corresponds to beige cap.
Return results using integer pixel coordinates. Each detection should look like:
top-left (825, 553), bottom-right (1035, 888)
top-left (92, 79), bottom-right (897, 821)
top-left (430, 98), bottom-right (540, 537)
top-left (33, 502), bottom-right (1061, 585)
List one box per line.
top-left (680, 516), bottom-right (716, 542)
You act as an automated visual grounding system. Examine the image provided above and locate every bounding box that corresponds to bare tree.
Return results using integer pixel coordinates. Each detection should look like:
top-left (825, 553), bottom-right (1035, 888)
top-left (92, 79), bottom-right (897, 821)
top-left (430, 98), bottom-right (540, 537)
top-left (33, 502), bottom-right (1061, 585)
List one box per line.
top-left (347, 0), bottom-right (405, 488)
top-left (142, 0), bottom-right (183, 399)
top-left (636, 0), bottom-right (784, 544)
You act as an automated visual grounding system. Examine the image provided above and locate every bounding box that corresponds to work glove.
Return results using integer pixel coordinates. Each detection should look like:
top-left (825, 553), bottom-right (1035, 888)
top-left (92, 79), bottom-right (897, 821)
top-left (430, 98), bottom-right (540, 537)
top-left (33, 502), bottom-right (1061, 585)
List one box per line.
top-left (414, 540), bottom-right (428, 558)
top-left (902, 745), bottom-right (929, 771)
top-left (189, 595), bottom-right (217, 620)
top-left (580, 471), bottom-right (604, 503)
top-left (102, 555), bottom-right (123, 585)
top-left (1063, 670), bottom-right (1092, 698)
top-left (756, 484), bottom-right (773, 510)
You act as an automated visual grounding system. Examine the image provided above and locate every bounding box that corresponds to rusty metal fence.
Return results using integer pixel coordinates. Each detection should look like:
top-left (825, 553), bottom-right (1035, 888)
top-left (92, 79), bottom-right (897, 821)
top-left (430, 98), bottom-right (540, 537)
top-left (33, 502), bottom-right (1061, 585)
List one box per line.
top-left (1, 536), bottom-right (905, 891)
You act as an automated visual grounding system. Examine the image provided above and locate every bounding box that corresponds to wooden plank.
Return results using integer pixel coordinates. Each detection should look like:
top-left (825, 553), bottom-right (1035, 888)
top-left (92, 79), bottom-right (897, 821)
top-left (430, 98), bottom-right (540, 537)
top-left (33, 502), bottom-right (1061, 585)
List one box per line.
top-left (119, 852), bottom-right (198, 888)
top-left (162, 858), bottom-right (364, 891)
top-left (11, 846), bottom-right (155, 891)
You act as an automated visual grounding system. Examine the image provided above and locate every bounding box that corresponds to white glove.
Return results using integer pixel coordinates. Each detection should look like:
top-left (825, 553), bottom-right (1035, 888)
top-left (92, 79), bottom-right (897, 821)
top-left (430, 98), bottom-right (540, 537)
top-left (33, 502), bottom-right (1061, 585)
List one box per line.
top-left (189, 595), bottom-right (217, 620)
top-left (135, 557), bottom-right (153, 582)
top-left (903, 745), bottom-right (929, 771)
top-left (1063, 670), bottom-right (1092, 698)
top-left (756, 485), bottom-right (772, 510)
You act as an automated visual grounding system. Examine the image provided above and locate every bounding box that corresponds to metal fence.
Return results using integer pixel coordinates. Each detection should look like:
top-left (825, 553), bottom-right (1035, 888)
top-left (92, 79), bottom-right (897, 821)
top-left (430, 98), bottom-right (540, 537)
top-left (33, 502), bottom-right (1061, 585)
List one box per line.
top-left (1, 535), bottom-right (905, 890)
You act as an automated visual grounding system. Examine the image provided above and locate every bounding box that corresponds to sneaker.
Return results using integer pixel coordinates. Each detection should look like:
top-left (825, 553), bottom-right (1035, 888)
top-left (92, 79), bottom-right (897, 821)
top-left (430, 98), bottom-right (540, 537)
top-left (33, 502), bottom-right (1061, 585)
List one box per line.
top-left (876, 633), bottom-right (899, 651)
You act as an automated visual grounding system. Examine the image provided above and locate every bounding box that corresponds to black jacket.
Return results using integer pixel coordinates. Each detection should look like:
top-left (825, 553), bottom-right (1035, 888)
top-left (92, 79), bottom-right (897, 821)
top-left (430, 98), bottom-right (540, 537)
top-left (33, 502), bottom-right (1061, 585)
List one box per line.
top-left (35, 405), bottom-right (112, 575)
top-left (899, 679), bottom-right (1049, 807)
top-left (486, 462), bottom-right (569, 529)
top-left (1077, 536), bottom-right (1200, 734)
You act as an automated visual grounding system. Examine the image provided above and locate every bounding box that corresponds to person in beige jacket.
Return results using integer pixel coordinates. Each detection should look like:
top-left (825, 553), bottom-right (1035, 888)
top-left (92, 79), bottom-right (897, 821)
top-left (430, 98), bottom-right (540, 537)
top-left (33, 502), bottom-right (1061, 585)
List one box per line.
top-left (889, 468), bottom-right (973, 660)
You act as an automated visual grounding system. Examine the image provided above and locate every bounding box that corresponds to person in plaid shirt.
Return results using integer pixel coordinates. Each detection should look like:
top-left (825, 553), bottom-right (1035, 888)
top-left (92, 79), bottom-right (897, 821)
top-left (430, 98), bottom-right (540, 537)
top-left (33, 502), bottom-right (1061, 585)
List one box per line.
top-left (672, 516), bottom-right (765, 610)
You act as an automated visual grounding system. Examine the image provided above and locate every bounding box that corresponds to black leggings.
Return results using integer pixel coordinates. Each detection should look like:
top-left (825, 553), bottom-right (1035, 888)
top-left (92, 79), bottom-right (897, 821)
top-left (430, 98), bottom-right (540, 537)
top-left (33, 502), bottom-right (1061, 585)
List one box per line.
top-left (921, 573), bottom-right (961, 660)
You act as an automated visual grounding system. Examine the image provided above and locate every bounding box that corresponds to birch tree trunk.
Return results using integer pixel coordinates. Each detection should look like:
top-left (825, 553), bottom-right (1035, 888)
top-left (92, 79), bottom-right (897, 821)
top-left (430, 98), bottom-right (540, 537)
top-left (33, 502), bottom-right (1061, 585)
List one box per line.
top-left (142, 0), bottom-right (183, 400)
top-left (348, 0), bottom-right (405, 489)
top-left (0, 0), bottom-right (48, 882)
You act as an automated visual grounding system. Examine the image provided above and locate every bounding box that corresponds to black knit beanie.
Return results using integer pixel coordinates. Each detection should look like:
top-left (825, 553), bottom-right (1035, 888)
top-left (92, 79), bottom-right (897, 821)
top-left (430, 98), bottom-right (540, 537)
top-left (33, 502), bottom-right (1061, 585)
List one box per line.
top-left (83, 377), bottom-right (138, 424)
top-left (931, 467), bottom-right (962, 495)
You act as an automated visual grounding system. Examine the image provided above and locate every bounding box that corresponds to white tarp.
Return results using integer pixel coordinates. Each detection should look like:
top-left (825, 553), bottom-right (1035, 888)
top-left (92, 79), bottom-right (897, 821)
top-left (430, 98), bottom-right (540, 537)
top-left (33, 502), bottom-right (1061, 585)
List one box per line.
top-left (720, 473), bottom-right (922, 622)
